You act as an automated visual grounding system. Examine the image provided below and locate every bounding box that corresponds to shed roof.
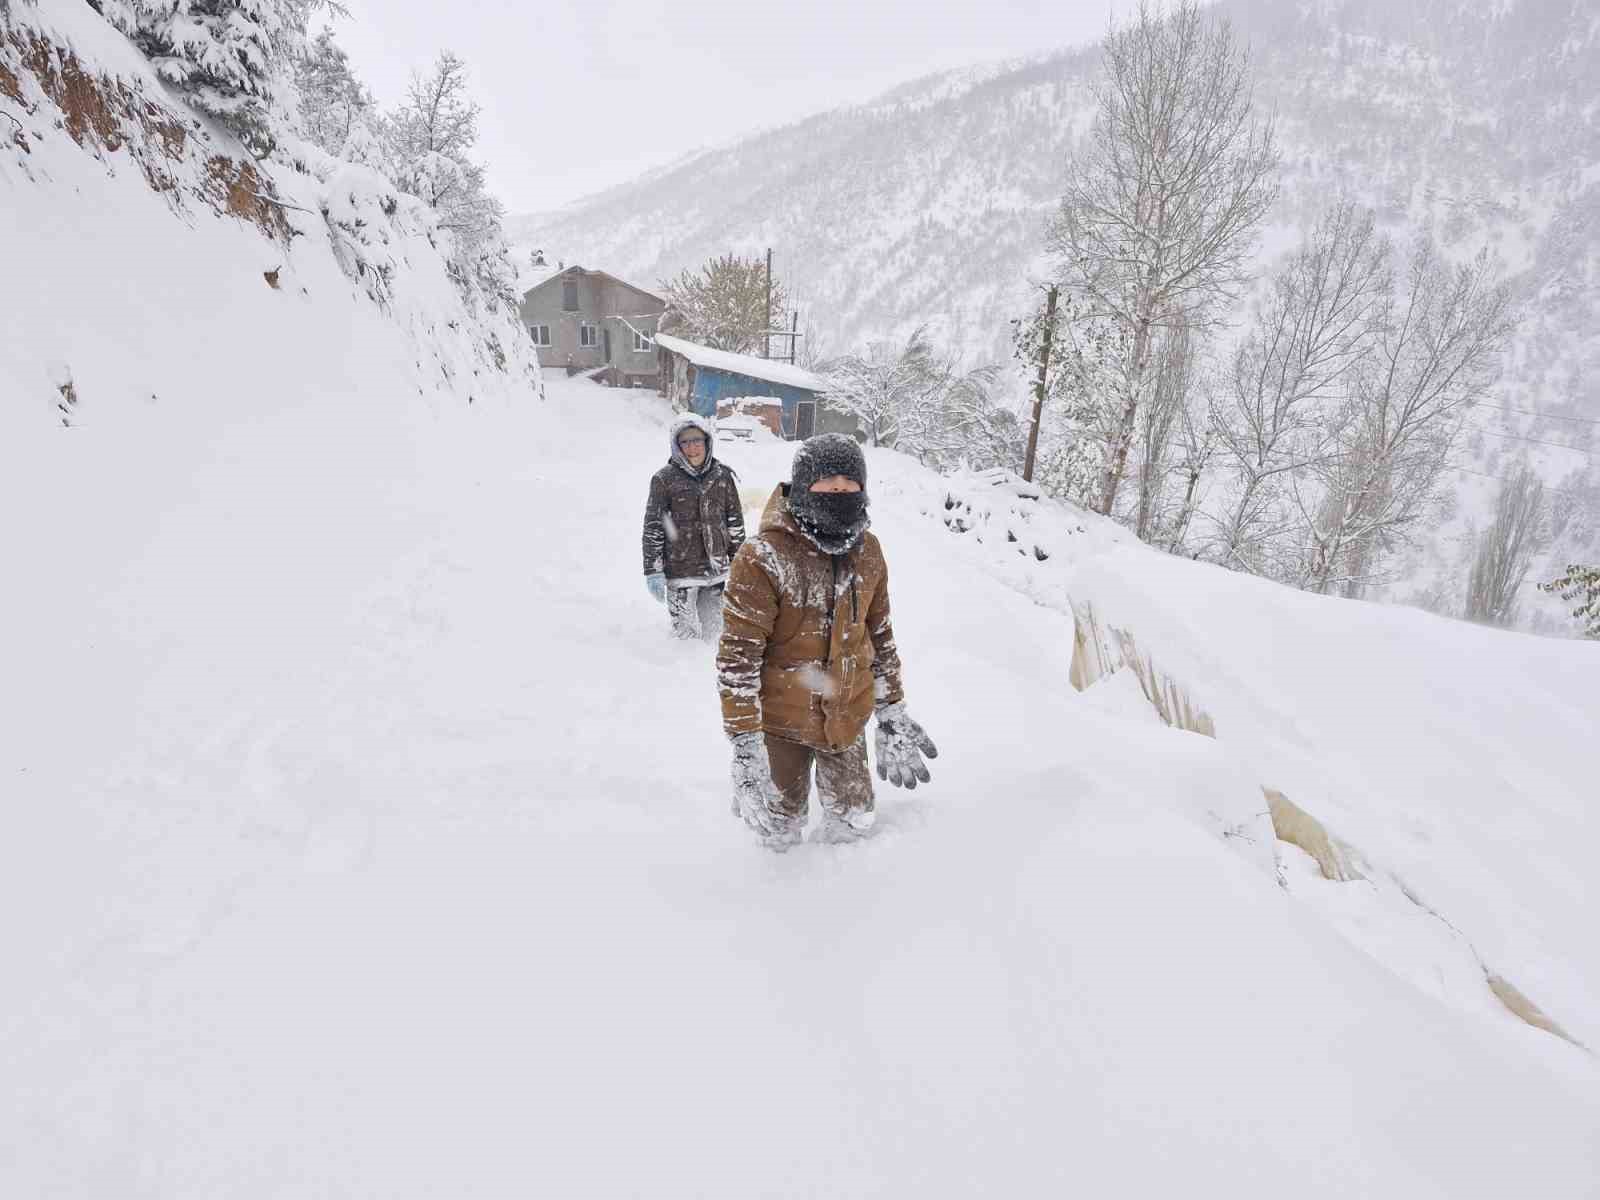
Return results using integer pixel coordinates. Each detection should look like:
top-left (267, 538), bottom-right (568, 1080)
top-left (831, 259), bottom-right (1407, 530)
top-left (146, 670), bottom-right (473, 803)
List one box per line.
top-left (653, 333), bottom-right (827, 392)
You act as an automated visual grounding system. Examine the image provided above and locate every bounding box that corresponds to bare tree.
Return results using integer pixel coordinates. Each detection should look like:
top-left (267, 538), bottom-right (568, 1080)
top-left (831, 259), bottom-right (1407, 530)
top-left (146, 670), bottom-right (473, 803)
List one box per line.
top-left (1133, 327), bottom-right (1197, 542)
top-left (658, 254), bottom-right (786, 355)
top-left (1465, 466), bottom-right (1547, 626)
top-left (1294, 240), bottom-right (1517, 595)
top-left (1047, 0), bottom-right (1278, 518)
top-left (1166, 372), bottom-right (1221, 554)
top-left (1209, 200), bottom-right (1391, 576)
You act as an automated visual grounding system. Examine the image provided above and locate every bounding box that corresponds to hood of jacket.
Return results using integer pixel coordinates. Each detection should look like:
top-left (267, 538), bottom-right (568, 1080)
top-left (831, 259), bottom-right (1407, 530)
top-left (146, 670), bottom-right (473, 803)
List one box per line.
top-left (668, 413), bottom-right (717, 478)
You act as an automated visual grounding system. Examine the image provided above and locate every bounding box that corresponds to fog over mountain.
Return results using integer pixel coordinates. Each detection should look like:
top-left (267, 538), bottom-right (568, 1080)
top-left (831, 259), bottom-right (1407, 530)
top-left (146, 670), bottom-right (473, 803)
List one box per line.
top-left (512, 0), bottom-right (1599, 619)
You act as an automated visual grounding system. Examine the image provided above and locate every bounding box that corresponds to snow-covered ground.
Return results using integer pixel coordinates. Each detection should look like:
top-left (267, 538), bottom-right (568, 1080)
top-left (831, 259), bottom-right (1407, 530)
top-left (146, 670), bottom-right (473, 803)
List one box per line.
top-left (4, 363), bottom-right (1597, 1196)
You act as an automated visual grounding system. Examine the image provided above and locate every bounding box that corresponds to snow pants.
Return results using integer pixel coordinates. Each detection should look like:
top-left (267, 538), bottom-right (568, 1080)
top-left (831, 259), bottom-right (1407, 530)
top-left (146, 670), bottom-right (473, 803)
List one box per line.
top-left (667, 581), bottom-right (724, 640)
top-left (764, 733), bottom-right (874, 830)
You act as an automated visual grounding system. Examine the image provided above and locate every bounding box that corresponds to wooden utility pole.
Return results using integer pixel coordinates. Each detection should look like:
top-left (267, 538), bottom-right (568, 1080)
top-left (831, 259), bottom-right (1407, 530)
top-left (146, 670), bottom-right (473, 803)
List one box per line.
top-left (1022, 284), bottom-right (1058, 483)
top-left (764, 247), bottom-right (773, 360)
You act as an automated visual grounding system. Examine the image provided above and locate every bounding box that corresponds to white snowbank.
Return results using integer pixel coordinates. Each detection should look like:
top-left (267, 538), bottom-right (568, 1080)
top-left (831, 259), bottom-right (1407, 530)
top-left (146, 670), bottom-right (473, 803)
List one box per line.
top-left (4, 369), bottom-right (1597, 1195)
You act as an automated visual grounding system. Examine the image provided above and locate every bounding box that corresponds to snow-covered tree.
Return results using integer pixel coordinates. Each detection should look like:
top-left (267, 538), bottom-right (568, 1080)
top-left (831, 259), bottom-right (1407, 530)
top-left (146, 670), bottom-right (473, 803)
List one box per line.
top-left (1046, 0), bottom-right (1278, 517)
top-left (293, 24), bottom-right (378, 161)
top-left (822, 328), bottom-right (937, 447)
top-left (823, 328), bottom-right (1014, 471)
top-left (659, 254), bottom-right (785, 355)
top-left (1539, 563), bottom-right (1600, 639)
top-left (1294, 240), bottom-right (1516, 596)
top-left (1131, 326), bottom-right (1199, 543)
top-left (1208, 199), bottom-right (1391, 576)
top-left (1464, 466), bottom-right (1546, 627)
top-left (97, 0), bottom-right (331, 156)
top-left (386, 51), bottom-right (514, 302)
top-left (1013, 291), bottom-right (1128, 510)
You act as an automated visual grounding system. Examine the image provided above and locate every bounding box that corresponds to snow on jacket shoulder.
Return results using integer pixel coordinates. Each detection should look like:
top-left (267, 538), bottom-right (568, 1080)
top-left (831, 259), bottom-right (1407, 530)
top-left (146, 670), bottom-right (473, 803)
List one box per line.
top-left (716, 485), bottom-right (905, 750)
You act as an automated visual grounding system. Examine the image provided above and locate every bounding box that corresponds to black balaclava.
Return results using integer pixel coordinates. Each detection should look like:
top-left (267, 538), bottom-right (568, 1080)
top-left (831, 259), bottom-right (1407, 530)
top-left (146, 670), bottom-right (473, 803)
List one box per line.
top-left (787, 433), bottom-right (869, 554)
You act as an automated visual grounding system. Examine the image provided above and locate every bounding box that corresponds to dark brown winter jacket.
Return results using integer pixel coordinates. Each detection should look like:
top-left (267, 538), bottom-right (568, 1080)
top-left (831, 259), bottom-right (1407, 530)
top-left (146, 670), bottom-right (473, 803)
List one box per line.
top-left (642, 417), bottom-right (746, 584)
top-left (717, 485), bottom-right (905, 751)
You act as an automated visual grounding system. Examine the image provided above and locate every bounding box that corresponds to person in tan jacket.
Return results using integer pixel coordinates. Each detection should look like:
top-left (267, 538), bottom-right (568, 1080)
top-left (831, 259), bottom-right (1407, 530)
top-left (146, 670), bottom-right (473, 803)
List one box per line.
top-left (716, 433), bottom-right (938, 849)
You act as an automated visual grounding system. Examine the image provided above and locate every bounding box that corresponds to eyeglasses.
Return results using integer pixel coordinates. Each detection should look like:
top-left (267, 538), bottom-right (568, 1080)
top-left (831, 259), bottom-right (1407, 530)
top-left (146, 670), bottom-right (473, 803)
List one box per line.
top-left (678, 437), bottom-right (707, 448)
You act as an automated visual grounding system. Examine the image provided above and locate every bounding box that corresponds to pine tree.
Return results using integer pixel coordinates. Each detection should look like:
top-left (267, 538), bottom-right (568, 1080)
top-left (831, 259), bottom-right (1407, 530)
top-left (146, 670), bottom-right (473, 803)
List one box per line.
top-left (293, 25), bottom-right (376, 160)
top-left (98, 1), bottom-right (323, 157)
top-left (1539, 564), bottom-right (1600, 638)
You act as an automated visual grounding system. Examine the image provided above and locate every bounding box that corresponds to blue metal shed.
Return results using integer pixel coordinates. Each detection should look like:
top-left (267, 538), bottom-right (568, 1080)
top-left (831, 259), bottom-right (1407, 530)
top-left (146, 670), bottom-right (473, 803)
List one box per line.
top-left (654, 333), bottom-right (830, 439)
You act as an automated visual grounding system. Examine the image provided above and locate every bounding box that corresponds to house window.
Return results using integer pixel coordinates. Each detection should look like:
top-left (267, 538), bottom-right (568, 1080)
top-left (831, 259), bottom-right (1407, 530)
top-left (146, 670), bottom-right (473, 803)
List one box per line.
top-left (562, 279), bottom-right (579, 311)
top-left (633, 329), bottom-right (653, 352)
top-left (579, 323), bottom-right (599, 348)
top-left (529, 324), bottom-right (551, 346)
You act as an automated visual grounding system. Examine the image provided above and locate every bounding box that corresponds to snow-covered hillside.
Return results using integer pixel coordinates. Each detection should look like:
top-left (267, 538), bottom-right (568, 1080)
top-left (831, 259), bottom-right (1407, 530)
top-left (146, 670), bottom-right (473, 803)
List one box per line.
top-left (5, 363), bottom-right (1598, 1194)
top-left (512, 0), bottom-right (1600, 624)
top-left (1, 0), bottom-right (541, 442)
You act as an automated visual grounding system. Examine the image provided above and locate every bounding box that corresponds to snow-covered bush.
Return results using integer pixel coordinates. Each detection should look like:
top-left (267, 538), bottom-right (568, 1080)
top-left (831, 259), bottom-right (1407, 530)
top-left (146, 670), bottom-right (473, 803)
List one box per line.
top-left (1540, 563), bottom-right (1600, 638)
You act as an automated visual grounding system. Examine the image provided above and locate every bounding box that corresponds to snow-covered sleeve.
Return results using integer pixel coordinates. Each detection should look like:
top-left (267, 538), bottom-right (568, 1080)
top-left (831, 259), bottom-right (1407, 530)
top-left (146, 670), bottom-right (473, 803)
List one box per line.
top-left (642, 473), bottom-right (666, 575)
top-left (725, 471), bottom-right (747, 556)
top-left (717, 540), bottom-right (778, 738)
top-left (867, 553), bottom-right (905, 709)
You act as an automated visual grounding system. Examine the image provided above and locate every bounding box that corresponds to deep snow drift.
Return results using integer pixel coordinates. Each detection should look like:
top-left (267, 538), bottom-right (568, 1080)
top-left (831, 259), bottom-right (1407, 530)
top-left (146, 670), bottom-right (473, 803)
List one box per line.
top-left (3, 367), bottom-right (1598, 1196)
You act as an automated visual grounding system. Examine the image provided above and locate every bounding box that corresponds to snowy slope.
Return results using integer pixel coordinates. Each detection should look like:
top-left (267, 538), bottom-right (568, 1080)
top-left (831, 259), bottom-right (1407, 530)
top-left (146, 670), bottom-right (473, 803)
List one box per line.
top-left (4, 365), bottom-right (1598, 1194)
top-left (1, 0), bottom-right (540, 445)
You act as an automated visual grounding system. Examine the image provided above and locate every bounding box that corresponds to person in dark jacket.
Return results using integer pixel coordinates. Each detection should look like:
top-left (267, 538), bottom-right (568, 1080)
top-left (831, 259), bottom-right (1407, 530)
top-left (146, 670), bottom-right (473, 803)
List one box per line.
top-left (716, 433), bottom-right (938, 849)
top-left (642, 413), bottom-right (747, 639)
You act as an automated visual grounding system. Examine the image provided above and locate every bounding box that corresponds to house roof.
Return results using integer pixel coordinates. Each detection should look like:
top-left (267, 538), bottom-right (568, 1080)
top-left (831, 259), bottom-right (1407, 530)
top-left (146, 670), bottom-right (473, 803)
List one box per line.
top-left (653, 333), bottom-right (828, 392)
top-left (522, 265), bottom-right (666, 308)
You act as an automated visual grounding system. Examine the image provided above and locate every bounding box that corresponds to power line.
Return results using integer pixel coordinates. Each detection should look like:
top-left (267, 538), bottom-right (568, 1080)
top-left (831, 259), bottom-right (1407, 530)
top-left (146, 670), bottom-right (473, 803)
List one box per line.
top-left (1468, 400), bottom-right (1600, 427)
top-left (1462, 424), bottom-right (1593, 456)
top-left (1442, 462), bottom-right (1593, 499)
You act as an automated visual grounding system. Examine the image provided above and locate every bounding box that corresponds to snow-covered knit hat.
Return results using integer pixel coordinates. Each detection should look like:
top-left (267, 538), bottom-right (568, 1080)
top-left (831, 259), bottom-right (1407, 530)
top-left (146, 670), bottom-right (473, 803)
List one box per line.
top-left (789, 432), bottom-right (866, 495)
top-left (787, 433), bottom-right (870, 554)
top-left (668, 413), bottom-right (716, 476)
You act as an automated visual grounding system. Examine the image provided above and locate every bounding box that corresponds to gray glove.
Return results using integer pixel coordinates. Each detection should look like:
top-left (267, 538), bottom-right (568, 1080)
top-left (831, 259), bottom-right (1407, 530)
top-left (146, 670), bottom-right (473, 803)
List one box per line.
top-left (874, 701), bottom-right (938, 790)
top-left (730, 732), bottom-right (789, 838)
top-left (645, 572), bottom-right (667, 602)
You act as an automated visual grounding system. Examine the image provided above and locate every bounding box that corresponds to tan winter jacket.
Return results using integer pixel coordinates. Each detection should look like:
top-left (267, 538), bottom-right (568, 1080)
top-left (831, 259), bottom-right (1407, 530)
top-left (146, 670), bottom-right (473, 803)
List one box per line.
top-left (717, 485), bottom-right (905, 751)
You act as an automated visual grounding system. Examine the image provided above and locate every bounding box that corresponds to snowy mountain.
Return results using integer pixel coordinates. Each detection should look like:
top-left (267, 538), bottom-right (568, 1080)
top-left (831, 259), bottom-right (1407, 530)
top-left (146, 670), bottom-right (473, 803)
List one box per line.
top-left (511, 0), bottom-right (1600, 623)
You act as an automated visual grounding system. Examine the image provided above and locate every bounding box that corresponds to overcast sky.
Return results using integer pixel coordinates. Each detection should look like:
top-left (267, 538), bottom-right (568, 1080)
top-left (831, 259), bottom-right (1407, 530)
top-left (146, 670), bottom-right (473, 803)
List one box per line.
top-left (332, 1), bottom-right (1124, 217)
